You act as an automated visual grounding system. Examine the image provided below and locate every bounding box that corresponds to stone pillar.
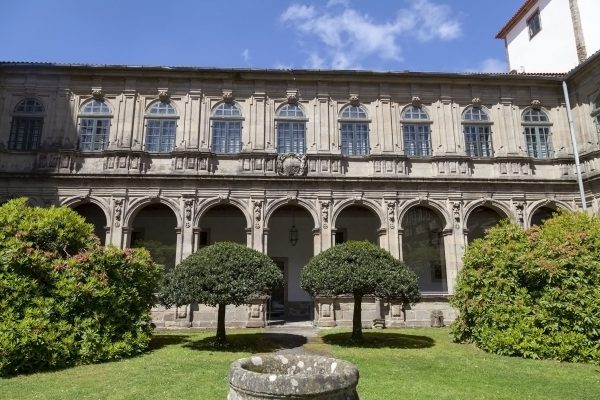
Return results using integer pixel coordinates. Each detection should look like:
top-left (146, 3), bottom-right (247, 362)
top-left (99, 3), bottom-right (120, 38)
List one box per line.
top-left (180, 198), bottom-right (195, 259)
top-left (319, 200), bottom-right (332, 252)
top-left (384, 200), bottom-right (399, 258)
top-left (441, 228), bottom-right (461, 294)
top-left (186, 90), bottom-right (202, 149)
top-left (312, 228), bottom-right (322, 256)
top-left (251, 200), bottom-right (265, 252)
top-left (315, 297), bottom-right (337, 327)
top-left (250, 92), bottom-right (267, 150)
top-left (109, 197), bottom-right (126, 248)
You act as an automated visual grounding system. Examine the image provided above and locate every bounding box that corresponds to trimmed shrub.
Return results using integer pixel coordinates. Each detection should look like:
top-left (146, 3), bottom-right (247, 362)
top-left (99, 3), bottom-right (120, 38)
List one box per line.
top-left (451, 212), bottom-right (600, 363)
top-left (301, 241), bottom-right (421, 341)
top-left (160, 242), bottom-right (282, 344)
top-left (0, 199), bottom-right (162, 376)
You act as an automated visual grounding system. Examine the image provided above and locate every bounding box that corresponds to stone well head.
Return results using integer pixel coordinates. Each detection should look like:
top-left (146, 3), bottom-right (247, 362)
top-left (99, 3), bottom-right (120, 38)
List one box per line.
top-left (228, 354), bottom-right (359, 400)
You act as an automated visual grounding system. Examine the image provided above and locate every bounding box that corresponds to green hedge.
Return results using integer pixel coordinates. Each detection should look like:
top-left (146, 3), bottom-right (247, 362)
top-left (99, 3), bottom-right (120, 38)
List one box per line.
top-left (451, 212), bottom-right (600, 363)
top-left (0, 199), bottom-right (162, 376)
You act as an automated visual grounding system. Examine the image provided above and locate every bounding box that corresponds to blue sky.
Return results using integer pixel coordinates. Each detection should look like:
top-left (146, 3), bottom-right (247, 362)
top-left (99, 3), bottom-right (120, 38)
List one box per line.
top-left (0, 0), bottom-right (524, 72)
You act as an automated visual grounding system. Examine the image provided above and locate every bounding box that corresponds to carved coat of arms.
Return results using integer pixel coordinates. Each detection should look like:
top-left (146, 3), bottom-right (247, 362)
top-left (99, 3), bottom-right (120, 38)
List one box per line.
top-left (276, 153), bottom-right (307, 176)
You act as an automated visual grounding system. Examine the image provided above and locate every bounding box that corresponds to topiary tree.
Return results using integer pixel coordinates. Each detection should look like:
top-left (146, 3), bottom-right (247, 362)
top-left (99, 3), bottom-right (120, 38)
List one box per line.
top-left (301, 241), bottom-right (421, 341)
top-left (160, 242), bottom-right (282, 345)
top-left (0, 198), bottom-right (162, 376)
top-left (451, 212), bottom-right (600, 363)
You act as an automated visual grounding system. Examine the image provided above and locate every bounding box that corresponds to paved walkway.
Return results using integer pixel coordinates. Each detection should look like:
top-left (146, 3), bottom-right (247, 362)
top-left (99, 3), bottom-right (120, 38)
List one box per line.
top-left (264, 325), bottom-right (328, 355)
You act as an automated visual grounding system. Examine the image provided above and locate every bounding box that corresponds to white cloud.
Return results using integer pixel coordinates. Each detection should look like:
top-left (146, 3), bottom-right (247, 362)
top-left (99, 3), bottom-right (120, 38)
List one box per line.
top-left (280, 0), bottom-right (462, 69)
top-left (326, 0), bottom-right (350, 8)
top-left (468, 58), bottom-right (508, 73)
top-left (241, 48), bottom-right (250, 63)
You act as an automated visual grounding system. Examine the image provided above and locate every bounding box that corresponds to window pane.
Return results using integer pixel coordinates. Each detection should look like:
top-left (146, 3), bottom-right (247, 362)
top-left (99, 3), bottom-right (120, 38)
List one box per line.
top-left (340, 105), bottom-right (367, 119)
top-left (81, 100), bottom-right (111, 114)
top-left (79, 118), bottom-right (109, 151)
top-left (9, 117), bottom-right (43, 151)
top-left (464, 125), bottom-right (492, 157)
top-left (463, 107), bottom-right (489, 121)
top-left (341, 123), bottom-right (369, 155)
top-left (277, 104), bottom-right (304, 118)
top-left (213, 103), bottom-right (241, 117)
top-left (148, 102), bottom-right (176, 115)
top-left (402, 106), bottom-right (428, 120)
top-left (403, 124), bottom-right (431, 156)
top-left (144, 118), bottom-right (176, 153)
top-left (15, 98), bottom-right (44, 113)
top-left (212, 120), bottom-right (241, 153)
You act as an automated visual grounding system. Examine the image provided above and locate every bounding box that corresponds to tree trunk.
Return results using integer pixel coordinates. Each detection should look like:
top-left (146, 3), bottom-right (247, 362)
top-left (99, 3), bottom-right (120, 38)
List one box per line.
top-left (215, 303), bottom-right (227, 345)
top-left (351, 293), bottom-right (363, 342)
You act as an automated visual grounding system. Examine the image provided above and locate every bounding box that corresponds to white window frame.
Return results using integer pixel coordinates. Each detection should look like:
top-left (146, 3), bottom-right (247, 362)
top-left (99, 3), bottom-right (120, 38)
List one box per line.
top-left (78, 100), bottom-right (112, 152)
top-left (144, 101), bottom-right (178, 153)
top-left (339, 104), bottom-right (370, 156)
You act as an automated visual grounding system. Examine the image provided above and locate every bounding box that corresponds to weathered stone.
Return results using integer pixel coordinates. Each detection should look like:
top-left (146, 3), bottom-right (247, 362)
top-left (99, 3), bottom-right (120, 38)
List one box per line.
top-left (228, 354), bottom-right (359, 399)
top-left (430, 309), bottom-right (445, 327)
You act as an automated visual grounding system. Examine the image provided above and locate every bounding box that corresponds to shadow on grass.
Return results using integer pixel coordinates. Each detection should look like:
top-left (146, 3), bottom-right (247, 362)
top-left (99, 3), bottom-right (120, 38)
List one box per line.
top-left (184, 332), bottom-right (307, 353)
top-left (148, 334), bottom-right (191, 351)
top-left (321, 331), bottom-right (435, 349)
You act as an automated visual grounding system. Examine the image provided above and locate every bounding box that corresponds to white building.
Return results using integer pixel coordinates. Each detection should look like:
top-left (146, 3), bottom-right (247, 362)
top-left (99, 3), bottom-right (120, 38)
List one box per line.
top-left (496, 0), bottom-right (600, 73)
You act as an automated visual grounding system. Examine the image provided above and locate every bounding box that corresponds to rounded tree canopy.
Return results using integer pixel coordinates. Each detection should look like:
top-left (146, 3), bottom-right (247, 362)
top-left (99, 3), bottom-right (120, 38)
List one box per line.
top-left (301, 241), bottom-right (420, 303)
top-left (160, 241), bottom-right (282, 307)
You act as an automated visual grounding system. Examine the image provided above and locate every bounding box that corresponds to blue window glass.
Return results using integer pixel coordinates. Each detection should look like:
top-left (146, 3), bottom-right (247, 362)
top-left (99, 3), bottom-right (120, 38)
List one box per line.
top-left (340, 105), bottom-right (369, 156)
top-left (523, 109), bottom-right (552, 159)
top-left (78, 100), bottom-right (111, 151)
top-left (144, 102), bottom-right (177, 153)
top-left (463, 107), bottom-right (493, 158)
top-left (211, 103), bottom-right (243, 154)
top-left (402, 106), bottom-right (431, 156)
top-left (9, 98), bottom-right (44, 151)
top-left (277, 104), bottom-right (306, 154)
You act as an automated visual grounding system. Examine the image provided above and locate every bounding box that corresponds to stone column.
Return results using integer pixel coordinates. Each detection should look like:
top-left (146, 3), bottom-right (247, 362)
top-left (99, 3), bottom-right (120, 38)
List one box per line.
top-left (384, 200), bottom-right (399, 258)
top-left (109, 197), bottom-right (126, 248)
top-left (186, 90), bottom-right (202, 149)
top-left (180, 198), bottom-right (195, 259)
top-left (319, 200), bottom-right (332, 252)
top-left (251, 200), bottom-right (265, 252)
top-left (441, 228), bottom-right (461, 295)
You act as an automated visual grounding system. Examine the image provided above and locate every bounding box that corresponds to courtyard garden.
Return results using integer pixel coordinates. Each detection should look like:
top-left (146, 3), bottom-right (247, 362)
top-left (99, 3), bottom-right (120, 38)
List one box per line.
top-left (1, 327), bottom-right (599, 400)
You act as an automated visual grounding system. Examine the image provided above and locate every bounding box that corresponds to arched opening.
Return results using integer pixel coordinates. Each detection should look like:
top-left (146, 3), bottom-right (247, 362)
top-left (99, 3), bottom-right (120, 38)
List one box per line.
top-left (73, 203), bottom-right (107, 245)
top-left (334, 205), bottom-right (380, 245)
top-left (530, 206), bottom-right (556, 227)
top-left (466, 206), bottom-right (505, 243)
top-left (402, 206), bottom-right (446, 293)
top-left (267, 205), bottom-right (314, 323)
top-left (130, 203), bottom-right (177, 271)
top-left (199, 204), bottom-right (246, 246)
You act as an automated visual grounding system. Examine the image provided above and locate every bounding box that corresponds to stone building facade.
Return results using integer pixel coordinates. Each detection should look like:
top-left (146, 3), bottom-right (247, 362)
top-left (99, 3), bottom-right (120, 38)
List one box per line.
top-left (1, 55), bottom-right (599, 327)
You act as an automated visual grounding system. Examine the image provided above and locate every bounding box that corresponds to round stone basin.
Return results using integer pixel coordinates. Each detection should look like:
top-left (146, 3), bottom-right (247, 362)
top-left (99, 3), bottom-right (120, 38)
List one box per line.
top-left (228, 354), bottom-right (359, 400)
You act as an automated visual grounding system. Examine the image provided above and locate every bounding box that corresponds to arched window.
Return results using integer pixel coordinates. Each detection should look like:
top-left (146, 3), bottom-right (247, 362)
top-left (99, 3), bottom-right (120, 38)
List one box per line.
top-left (592, 95), bottom-right (600, 141)
top-left (522, 108), bottom-right (552, 159)
top-left (462, 106), bottom-right (492, 157)
top-left (401, 105), bottom-right (431, 156)
top-left (339, 104), bottom-right (369, 156)
top-left (9, 98), bottom-right (44, 151)
top-left (78, 100), bottom-right (111, 151)
top-left (145, 101), bottom-right (177, 153)
top-left (276, 103), bottom-right (306, 154)
top-left (211, 102), bottom-right (242, 154)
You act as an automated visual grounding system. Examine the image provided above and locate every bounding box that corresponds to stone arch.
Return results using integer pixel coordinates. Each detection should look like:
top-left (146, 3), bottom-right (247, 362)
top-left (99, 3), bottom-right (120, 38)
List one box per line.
top-left (398, 199), bottom-right (450, 230)
top-left (463, 199), bottom-right (512, 230)
top-left (194, 197), bottom-right (252, 229)
top-left (527, 199), bottom-right (571, 227)
top-left (265, 198), bottom-right (319, 230)
top-left (124, 196), bottom-right (182, 228)
top-left (61, 195), bottom-right (111, 221)
top-left (331, 198), bottom-right (384, 229)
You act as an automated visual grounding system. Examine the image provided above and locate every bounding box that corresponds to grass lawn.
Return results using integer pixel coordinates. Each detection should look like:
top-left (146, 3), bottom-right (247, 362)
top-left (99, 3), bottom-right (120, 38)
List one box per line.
top-left (1, 328), bottom-right (599, 400)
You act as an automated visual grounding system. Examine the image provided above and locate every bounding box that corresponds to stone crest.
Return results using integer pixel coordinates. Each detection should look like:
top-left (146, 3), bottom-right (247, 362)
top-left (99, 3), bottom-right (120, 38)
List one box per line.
top-left (276, 153), bottom-right (307, 176)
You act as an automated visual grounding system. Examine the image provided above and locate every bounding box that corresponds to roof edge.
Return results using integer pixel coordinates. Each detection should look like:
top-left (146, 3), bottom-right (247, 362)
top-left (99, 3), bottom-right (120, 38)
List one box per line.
top-left (496, 0), bottom-right (537, 39)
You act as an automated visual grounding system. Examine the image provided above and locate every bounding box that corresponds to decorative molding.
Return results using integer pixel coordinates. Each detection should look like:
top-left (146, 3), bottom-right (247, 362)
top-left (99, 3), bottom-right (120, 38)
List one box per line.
top-left (321, 201), bottom-right (330, 229)
top-left (158, 90), bottom-right (170, 102)
top-left (114, 199), bottom-right (123, 228)
top-left (286, 89), bottom-right (299, 104)
top-left (472, 97), bottom-right (482, 108)
top-left (253, 200), bottom-right (262, 229)
top-left (411, 96), bottom-right (422, 107)
top-left (349, 94), bottom-right (359, 106)
top-left (530, 99), bottom-right (542, 109)
top-left (91, 89), bottom-right (104, 100)
top-left (222, 90), bottom-right (234, 103)
top-left (184, 199), bottom-right (193, 228)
